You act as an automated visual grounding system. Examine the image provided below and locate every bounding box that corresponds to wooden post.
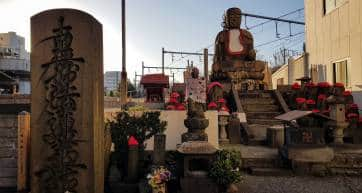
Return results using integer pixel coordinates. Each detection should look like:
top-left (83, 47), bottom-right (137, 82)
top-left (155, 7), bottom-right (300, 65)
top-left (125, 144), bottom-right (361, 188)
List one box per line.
top-left (162, 47), bottom-right (165, 75)
top-left (17, 111), bottom-right (30, 192)
top-left (120, 0), bottom-right (128, 105)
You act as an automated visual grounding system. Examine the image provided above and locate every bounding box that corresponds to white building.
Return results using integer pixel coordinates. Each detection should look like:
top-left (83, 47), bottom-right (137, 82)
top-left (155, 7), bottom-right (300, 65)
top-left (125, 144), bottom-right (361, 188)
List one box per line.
top-left (104, 71), bottom-right (121, 93)
top-left (305, 0), bottom-right (362, 107)
top-left (0, 32), bottom-right (30, 94)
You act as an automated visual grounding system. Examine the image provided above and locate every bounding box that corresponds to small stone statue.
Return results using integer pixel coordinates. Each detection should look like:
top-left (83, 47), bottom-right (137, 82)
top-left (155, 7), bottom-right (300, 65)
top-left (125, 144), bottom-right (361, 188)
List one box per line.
top-left (182, 98), bottom-right (209, 142)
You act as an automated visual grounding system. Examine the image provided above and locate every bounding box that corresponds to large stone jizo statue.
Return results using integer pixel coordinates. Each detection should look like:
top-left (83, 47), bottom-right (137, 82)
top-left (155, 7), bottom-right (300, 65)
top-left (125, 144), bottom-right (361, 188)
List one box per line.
top-left (211, 7), bottom-right (266, 91)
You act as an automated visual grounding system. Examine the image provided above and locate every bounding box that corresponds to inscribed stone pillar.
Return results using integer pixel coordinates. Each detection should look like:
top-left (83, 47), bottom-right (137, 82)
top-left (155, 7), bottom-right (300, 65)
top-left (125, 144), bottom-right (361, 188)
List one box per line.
top-left (30, 9), bottom-right (104, 193)
top-left (153, 133), bottom-right (166, 165)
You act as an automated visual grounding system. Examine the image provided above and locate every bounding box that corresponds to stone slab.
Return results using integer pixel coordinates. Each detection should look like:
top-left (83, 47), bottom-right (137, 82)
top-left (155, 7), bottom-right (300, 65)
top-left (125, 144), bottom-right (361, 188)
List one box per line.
top-left (286, 146), bottom-right (334, 163)
top-left (30, 9), bottom-right (104, 193)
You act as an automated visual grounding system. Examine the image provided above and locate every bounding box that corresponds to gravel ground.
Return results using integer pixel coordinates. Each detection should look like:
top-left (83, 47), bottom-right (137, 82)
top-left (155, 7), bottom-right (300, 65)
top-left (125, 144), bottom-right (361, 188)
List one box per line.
top-left (237, 175), bottom-right (362, 193)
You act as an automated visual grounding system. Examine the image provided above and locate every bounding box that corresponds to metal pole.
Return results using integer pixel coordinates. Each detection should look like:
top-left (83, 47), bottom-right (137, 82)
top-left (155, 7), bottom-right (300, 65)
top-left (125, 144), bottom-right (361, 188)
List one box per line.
top-left (204, 48), bottom-right (208, 82)
top-left (142, 61), bottom-right (144, 76)
top-left (134, 71), bottom-right (137, 88)
top-left (162, 47), bottom-right (165, 75)
top-left (122, 0), bottom-right (126, 72)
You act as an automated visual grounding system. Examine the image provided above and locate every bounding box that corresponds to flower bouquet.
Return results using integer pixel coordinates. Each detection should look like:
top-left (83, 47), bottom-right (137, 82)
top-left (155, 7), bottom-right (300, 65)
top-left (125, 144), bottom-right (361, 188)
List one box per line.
top-left (147, 166), bottom-right (171, 193)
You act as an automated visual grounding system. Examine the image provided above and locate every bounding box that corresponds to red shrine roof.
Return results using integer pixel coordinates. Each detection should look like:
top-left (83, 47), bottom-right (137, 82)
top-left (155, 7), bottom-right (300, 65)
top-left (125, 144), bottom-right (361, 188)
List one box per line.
top-left (140, 73), bottom-right (169, 87)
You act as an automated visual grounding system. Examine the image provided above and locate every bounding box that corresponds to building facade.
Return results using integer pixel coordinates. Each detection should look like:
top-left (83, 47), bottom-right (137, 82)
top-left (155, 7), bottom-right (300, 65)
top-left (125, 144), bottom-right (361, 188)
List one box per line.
top-left (271, 55), bottom-right (305, 89)
top-left (0, 32), bottom-right (30, 94)
top-left (305, 0), bottom-right (362, 106)
top-left (104, 71), bottom-right (121, 94)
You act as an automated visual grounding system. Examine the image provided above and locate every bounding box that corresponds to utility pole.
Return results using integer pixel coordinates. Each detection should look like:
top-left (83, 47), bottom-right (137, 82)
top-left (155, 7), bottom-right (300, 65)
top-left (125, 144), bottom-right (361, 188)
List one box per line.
top-left (204, 48), bottom-right (208, 82)
top-left (283, 48), bottom-right (286, 65)
top-left (120, 0), bottom-right (128, 105)
top-left (161, 47), bottom-right (165, 75)
top-left (141, 61), bottom-right (144, 76)
top-left (303, 43), bottom-right (309, 77)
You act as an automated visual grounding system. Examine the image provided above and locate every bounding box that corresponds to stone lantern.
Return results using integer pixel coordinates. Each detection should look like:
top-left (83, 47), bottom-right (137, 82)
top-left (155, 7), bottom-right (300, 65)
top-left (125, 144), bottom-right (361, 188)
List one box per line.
top-left (178, 98), bottom-right (218, 193)
top-left (218, 110), bottom-right (230, 144)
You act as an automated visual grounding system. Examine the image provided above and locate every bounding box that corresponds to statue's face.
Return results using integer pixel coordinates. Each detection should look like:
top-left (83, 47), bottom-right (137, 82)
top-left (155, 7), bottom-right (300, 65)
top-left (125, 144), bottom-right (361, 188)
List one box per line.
top-left (226, 7), bottom-right (241, 29)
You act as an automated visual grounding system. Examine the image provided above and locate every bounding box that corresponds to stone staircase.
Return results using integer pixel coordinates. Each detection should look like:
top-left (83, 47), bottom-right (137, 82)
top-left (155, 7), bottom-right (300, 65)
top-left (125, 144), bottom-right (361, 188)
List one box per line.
top-left (239, 90), bottom-right (284, 145)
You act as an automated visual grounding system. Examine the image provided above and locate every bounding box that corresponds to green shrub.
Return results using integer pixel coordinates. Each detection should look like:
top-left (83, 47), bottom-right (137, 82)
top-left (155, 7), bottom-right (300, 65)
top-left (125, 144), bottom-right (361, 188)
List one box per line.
top-left (208, 150), bottom-right (242, 187)
top-left (108, 111), bottom-right (167, 151)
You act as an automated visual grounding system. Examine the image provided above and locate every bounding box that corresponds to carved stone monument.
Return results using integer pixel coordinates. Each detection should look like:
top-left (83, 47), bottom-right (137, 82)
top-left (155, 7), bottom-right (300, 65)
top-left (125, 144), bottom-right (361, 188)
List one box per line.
top-left (211, 7), bottom-right (267, 91)
top-left (178, 72), bottom-right (217, 193)
top-left (30, 9), bottom-right (104, 193)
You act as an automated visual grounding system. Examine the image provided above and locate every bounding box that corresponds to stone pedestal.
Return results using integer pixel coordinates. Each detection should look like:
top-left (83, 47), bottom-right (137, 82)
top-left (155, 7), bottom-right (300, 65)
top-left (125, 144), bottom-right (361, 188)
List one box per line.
top-left (30, 9), bottom-right (104, 193)
top-left (177, 141), bottom-right (218, 193)
top-left (266, 125), bottom-right (284, 148)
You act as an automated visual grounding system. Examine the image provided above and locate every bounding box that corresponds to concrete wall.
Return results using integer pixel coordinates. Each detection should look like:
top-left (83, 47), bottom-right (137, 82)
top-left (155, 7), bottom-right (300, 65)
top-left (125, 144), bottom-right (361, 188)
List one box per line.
top-left (271, 56), bottom-right (306, 89)
top-left (305, 0), bottom-right (362, 107)
top-left (146, 110), bottom-right (219, 150)
top-left (272, 64), bottom-right (288, 89)
top-left (0, 114), bottom-right (18, 188)
top-left (104, 109), bottom-right (219, 150)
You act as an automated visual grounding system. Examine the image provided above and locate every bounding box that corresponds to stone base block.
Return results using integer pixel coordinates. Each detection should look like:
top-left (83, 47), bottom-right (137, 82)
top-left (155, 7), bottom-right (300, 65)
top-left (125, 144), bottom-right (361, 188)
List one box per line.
top-left (180, 177), bottom-right (218, 193)
top-left (285, 146), bottom-right (334, 163)
top-left (266, 125), bottom-right (284, 148)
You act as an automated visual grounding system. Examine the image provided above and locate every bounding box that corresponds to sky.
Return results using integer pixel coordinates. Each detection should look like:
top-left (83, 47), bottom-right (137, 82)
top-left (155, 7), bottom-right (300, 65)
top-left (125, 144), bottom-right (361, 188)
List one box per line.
top-left (0, 0), bottom-right (304, 83)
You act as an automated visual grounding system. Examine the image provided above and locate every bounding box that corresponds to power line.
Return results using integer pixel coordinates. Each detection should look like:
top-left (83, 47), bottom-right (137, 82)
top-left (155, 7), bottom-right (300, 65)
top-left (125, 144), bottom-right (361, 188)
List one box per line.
top-left (246, 8), bottom-right (304, 30)
top-left (255, 31), bottom-right (304, 48)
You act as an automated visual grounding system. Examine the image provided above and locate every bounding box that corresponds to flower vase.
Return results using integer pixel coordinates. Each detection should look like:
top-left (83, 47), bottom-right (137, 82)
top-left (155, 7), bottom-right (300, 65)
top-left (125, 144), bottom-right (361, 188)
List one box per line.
top-left (153, 183), bottom-right (166, 193)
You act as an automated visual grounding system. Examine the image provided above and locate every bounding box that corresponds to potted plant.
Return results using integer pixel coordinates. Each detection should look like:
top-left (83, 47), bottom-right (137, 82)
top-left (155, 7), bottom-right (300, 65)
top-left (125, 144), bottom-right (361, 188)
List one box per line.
top-left (147, 166), bottom-right (171, 193)
top-left (208, 150), bottom-right (242, 193)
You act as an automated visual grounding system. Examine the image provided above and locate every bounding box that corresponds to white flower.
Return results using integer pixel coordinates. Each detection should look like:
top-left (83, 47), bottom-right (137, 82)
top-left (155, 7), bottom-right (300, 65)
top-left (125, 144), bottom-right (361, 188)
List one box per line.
top-left (147, 174), bottom-right (152, 179)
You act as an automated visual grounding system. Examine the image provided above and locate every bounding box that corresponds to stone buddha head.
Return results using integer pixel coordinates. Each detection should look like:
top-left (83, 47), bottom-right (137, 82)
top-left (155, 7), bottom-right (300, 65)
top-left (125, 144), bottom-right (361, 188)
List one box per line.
top-left (225, 7), bottom-right (242, 29)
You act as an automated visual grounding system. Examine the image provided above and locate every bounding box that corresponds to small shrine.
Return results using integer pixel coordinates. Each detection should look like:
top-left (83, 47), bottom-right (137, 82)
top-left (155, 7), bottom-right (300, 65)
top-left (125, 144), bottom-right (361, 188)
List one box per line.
top-left (140, 73), bottom-right (169, 103)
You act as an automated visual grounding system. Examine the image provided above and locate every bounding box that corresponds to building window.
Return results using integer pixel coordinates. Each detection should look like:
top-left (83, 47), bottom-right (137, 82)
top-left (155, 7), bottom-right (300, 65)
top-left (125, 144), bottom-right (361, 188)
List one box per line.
top-left (324, 0), bottom-right (346, 14)
top-left (311, 64), bottom-right (327, 83)
top-left (277, 78), bottom-right (284, 86)
top-left (333, 59), bottom-right (349, 87)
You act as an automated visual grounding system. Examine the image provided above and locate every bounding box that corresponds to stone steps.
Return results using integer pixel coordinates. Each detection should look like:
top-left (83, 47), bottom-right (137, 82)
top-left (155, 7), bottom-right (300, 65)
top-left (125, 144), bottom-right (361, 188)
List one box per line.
top-left (247, 167), bottom-right (293, 176)
top-left (243, 104), bottom-right (280, 112)
top-left (237, 90), bottom-right (284, 145)
top-left (239, 92), bottom-right (274, 99)
top-left (240, 98), bottom-right (276, 105)
top-left (246, 112), bottom-right (282, 119)
top-left (247, 118), bottom-right (283, 125)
